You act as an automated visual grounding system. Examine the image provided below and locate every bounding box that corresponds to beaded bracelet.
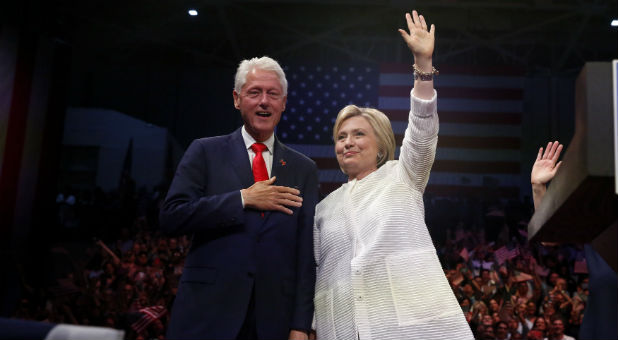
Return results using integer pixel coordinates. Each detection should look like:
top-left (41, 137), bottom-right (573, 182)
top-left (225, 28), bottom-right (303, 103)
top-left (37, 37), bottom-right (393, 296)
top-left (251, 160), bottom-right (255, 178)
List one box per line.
top-left (413, 64), bottom-right (439, 81)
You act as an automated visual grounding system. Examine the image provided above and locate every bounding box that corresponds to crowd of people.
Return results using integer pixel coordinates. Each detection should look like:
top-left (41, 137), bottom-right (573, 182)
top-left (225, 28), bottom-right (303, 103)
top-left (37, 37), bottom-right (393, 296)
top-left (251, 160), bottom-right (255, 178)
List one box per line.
top-left (13, 185), bottom-right (181, 340)
top-left (438, 216), bottom-right (586, 340)
top-left (9, 184), bottom-right (586, 340)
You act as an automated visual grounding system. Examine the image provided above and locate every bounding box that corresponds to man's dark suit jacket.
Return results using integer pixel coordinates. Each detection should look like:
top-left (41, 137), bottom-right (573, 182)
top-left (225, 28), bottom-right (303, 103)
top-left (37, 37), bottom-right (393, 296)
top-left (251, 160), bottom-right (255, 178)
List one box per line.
top-left (160, 128), bottom-right (318, 339)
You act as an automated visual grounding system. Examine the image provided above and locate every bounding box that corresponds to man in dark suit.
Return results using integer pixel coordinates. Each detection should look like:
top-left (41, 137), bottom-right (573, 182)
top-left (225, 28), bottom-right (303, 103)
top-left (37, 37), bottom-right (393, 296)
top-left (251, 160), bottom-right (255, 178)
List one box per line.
top-left (160, 56), bottom-right (318, 340)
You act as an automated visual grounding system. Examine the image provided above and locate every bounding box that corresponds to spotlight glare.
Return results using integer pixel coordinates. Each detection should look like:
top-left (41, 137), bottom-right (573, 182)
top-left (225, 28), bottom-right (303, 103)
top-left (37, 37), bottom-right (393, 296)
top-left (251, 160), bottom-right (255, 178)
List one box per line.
top-left (611, 19), bottom-right (618, 27)
top-left (188, 9), bottom-right (198, 16)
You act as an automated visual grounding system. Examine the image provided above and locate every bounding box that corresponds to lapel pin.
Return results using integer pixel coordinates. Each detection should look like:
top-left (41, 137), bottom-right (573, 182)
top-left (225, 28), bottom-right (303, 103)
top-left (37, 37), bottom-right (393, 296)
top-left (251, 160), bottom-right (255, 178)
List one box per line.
top-left (279, 159), bottom-right (286, 166)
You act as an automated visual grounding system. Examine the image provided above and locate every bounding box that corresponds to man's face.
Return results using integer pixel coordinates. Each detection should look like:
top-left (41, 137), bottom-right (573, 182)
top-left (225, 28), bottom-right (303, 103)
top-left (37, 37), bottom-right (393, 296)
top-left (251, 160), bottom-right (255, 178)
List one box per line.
top-left (549, 273), bottom-right (559, 285)
top-left (233, 68), bottom-right (286, 141)
top-left (496, 322), bottom-right (508, 339)
top-left (552, 319), bottom-right (564, 334)
top-left (526, 302), bottom-right (536, 315)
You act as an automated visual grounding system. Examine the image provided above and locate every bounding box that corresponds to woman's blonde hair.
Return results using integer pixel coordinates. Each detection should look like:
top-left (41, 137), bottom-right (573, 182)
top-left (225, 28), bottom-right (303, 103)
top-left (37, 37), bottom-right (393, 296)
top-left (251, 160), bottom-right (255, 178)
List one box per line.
top-left (332, 105), bottom-right (396, 168)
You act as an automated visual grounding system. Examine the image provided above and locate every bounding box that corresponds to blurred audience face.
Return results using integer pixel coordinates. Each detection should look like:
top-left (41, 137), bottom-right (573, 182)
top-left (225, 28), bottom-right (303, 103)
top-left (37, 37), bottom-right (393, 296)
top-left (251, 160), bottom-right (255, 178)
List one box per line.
top-left (533, 316), bottom-right (546, 331)
top-left (460, 298), bottom-right (471, 312)
top-left (463, 283), bottom-right (474, 296)
top-left (526, 301), bottom-right (536, 317)
top-left (482, 325), bottom-right (495, 340)
top-left (549, 272), bottom-right (559, 286)
top-left (482, 314), bottom-right (493, 327)
top-left (516, 303), bottom-right (526, 316)
top-left (552, 319), bottom-right (565, 336)
top-left (543, 303), bottom-right (555, 318)
top-left (123, 284), bottom-right (134, 298)
top-left (481, 269), bottom-right (490, 281)
top-left (137, 252), bottom-right (149, 266)
top-left (157, 239), bottom-right (167, 251)
top-left (496, 321), bottom-right (508, 339)
top-left (489, 299), bottom-right (500, 313)
top-left (508, 318), bottom-right (519, 331)
top-left (169, 238), bottom-right (178, 250)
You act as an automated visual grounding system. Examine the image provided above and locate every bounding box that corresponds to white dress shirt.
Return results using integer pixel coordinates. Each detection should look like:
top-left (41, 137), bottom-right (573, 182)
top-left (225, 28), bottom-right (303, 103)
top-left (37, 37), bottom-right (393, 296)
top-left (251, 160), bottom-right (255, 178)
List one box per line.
top-left (240, 126), bottom-right (275, 207)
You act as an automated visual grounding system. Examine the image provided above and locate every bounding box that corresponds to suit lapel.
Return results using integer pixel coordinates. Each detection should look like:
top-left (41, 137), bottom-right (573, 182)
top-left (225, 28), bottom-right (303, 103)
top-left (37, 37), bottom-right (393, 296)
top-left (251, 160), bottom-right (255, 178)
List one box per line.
top-left (228, 128), bottom-right (254, 189)
top-left (270, 138), bottom-right (290, 185)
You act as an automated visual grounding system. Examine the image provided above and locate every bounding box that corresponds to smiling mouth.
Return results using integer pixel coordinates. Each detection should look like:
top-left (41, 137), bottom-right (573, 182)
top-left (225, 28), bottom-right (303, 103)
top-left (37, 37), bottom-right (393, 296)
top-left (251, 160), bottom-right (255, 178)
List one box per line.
top-left (256, 112), bottom-right (271, 117)
top-left (344, 151), bottom-right (358, 157)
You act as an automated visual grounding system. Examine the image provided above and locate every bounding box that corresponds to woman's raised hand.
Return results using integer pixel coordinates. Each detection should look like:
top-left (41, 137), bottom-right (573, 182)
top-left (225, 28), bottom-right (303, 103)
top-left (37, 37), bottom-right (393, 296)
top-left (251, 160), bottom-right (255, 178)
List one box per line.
top-left (398, 10), bottom-right (435, 63)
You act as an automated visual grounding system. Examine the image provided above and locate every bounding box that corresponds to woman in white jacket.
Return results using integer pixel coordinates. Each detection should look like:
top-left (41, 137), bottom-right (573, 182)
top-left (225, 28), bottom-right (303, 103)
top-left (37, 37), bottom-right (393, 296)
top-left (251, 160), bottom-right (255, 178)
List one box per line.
top-left (313, 10), bottom-right (473, 340)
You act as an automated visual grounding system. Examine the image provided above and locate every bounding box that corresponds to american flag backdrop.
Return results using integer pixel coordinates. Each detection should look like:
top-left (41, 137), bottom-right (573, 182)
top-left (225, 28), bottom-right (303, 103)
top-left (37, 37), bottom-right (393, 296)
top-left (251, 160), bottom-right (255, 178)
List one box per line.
top-left (279, 63), bottom-right (524, 199)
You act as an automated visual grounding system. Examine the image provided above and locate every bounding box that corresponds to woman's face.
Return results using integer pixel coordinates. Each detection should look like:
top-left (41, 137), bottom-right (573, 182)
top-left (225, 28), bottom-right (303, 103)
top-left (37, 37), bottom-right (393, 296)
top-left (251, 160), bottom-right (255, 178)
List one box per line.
top-left (335, 116), bottom-right (379, 180)
top-left (534, 317), bottom-right (546, 330)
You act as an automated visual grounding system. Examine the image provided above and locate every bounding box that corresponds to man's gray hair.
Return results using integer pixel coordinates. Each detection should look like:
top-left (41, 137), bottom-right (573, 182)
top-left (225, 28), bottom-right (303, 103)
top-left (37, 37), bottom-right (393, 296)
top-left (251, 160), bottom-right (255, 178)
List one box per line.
top-left (234, 56), bottom-right (288, 95)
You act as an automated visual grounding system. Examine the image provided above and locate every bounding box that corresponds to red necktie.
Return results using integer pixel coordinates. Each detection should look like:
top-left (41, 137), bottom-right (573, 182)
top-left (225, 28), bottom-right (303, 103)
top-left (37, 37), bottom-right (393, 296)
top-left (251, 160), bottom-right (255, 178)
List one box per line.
top-left (250, 143), bottom-right (269, 182)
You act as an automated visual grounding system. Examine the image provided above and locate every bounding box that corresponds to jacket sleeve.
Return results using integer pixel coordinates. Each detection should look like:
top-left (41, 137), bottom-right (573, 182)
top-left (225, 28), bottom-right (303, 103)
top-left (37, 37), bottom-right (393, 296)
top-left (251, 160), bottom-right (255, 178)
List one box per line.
top-left (159, 139), bottom-right (245, 236)
top-left (291, 161), bottom-right (319, 331)
top-left (398, 89), bottom-right (439, 193)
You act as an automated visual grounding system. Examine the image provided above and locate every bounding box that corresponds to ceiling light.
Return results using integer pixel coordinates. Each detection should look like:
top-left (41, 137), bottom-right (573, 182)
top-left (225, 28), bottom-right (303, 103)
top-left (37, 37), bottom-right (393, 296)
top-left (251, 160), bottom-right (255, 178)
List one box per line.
top-left (188, 9), bottom-right (198, 16)
top-left (611, 19), bottom-right (618, 27)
